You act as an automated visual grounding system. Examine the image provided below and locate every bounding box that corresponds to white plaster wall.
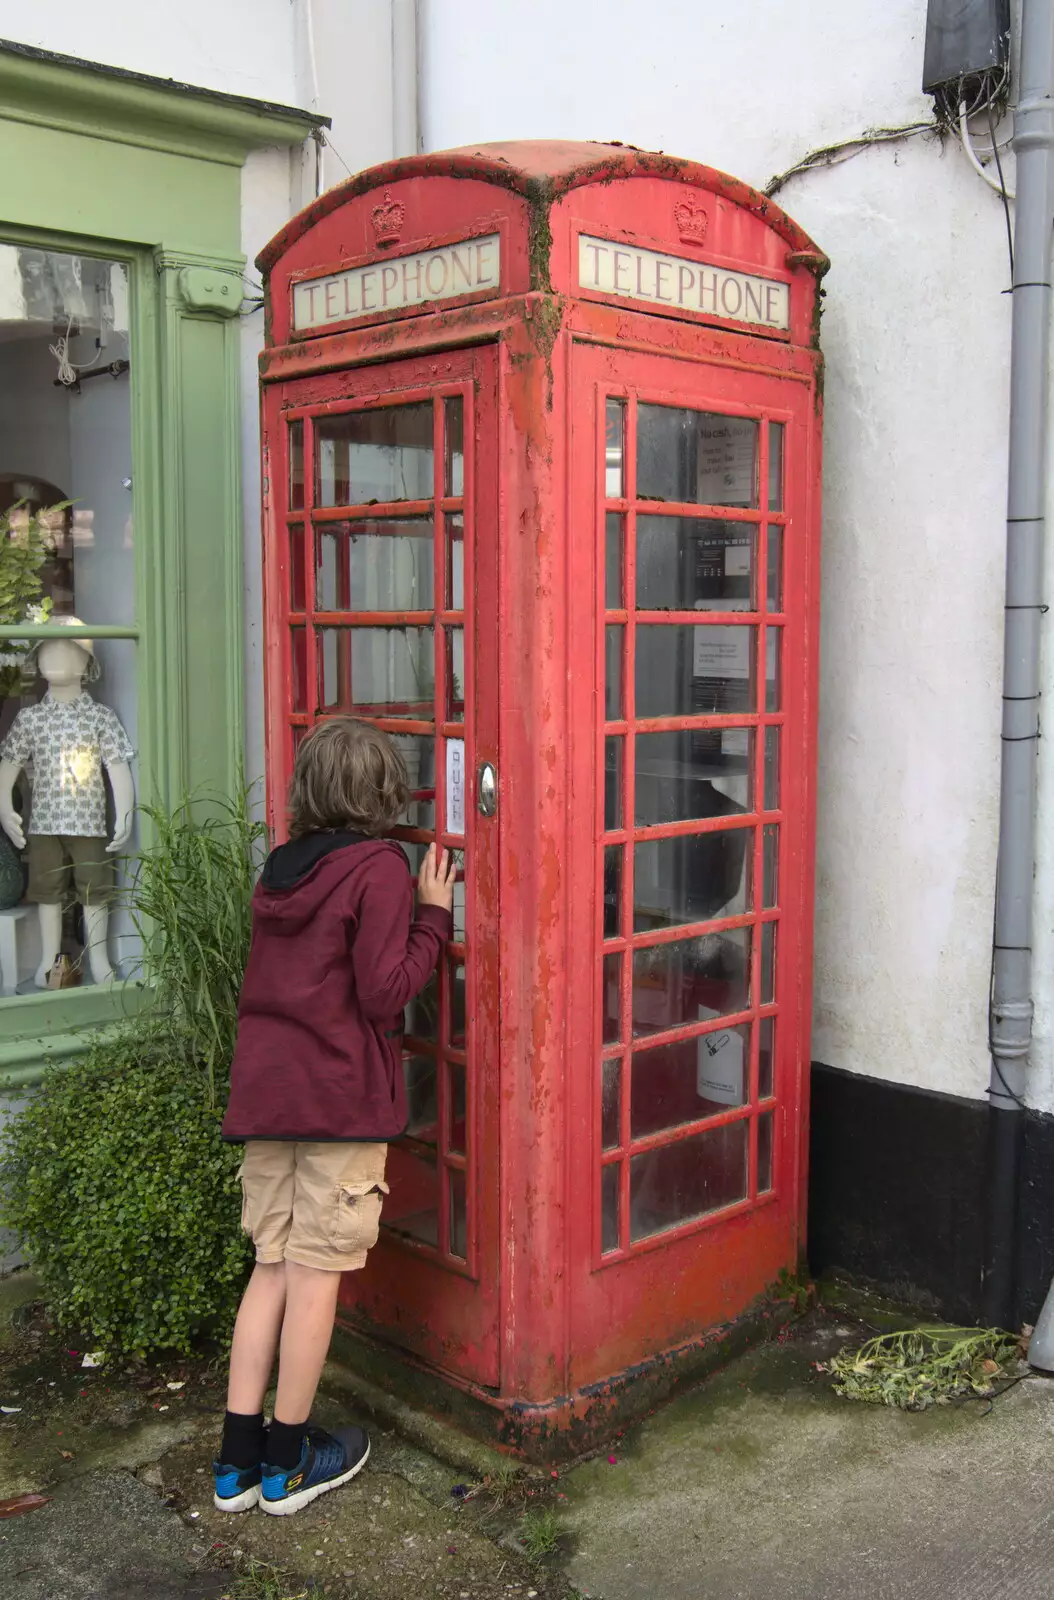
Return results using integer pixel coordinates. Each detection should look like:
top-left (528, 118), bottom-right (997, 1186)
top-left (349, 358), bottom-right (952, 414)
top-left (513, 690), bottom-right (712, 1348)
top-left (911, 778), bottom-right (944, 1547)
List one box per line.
top-left (420, 0), bottom-right (1017, 1105)
top-left (1, 0), bottom-right (1036, 1108)
top-left (0, 0), bottom-right (301, 105)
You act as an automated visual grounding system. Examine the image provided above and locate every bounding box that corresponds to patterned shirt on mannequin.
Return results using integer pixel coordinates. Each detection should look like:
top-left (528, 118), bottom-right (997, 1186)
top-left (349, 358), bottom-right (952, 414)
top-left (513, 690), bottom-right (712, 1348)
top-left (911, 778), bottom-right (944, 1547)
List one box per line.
top-left (0, 695), bottom-right (135, 837)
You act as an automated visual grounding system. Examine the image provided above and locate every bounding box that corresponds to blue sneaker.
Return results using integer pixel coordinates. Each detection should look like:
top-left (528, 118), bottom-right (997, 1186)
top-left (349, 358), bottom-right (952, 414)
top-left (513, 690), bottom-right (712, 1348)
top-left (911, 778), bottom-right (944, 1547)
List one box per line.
top-left (211, 1459), bottom-right (262, 1513)
top-left (260, 1425), bottom-right (371, 1516)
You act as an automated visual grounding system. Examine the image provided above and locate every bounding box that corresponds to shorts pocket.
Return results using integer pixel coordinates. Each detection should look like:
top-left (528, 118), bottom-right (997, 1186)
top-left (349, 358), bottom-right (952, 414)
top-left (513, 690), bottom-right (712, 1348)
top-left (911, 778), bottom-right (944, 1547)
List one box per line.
top-left (332, 1179), bottom-right (390, 1258)
top-left (236, 1162), bottom-right (252, 1236)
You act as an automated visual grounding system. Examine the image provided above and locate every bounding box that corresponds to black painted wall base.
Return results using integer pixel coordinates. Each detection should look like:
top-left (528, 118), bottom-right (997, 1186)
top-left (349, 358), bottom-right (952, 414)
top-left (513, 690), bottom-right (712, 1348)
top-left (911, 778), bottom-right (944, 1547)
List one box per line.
top-left (808, 1061), bottom-right (1054, 1329)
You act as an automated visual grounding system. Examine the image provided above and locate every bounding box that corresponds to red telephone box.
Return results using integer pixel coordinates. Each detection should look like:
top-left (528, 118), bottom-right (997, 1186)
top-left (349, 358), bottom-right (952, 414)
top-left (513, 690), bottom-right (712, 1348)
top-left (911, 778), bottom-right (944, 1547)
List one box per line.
top-left (258, 142), bottom-right (826, 1454)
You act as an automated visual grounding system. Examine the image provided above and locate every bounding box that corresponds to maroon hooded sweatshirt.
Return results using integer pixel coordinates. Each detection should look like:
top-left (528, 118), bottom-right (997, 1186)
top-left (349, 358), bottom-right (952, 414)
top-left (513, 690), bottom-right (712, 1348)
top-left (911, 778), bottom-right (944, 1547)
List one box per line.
top-left (223, 831), bottom-right (451, 1142)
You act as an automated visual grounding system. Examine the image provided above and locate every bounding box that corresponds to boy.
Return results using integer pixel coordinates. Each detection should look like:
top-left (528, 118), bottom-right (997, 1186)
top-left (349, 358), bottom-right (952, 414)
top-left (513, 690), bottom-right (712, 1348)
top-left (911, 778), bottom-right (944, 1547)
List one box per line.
top-left (213, 717), bottom-right (454, 1516)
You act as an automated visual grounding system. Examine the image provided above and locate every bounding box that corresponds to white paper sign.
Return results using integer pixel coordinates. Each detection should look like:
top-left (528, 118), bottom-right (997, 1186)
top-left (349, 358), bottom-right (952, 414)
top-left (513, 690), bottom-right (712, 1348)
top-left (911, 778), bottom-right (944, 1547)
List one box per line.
top-left (293, 235), bottom-right (501, 332)
top-left (579, 235), bottom-right (790, 330)
top-left (696, 415), bottom-right (758, 504)
top-left (696, 1008), bottom-right (745, 1106)
top-left (693, 623), bottom-right (751, 679)
top-left (446, 739), bottom-right (466, 836)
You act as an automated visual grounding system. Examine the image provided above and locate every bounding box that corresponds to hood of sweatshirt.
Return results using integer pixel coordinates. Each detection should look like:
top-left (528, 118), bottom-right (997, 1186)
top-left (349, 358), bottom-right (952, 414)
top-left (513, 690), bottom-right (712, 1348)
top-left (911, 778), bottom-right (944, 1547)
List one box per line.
top-left (253, 831), bottom-right (409, 933)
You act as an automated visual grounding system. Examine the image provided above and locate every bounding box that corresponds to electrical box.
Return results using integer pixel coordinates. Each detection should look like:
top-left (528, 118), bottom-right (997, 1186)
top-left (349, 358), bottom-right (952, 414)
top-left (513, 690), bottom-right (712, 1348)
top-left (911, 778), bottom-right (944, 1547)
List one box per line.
top-left (923, 0), bottom-right (1011, 94)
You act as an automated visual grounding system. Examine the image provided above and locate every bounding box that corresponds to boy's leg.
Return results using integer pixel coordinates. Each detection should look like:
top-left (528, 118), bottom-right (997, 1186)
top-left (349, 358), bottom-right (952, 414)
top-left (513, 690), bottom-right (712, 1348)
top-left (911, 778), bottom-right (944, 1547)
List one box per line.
top-left (214, 1143), bottom-right (295, 1511)
top-left (272, 1260), bottom-right (342, 1423)
top-left (260, 1142), bottom-right (387, 1515)
top-left (227, 1261), bottom-right (288, 1415)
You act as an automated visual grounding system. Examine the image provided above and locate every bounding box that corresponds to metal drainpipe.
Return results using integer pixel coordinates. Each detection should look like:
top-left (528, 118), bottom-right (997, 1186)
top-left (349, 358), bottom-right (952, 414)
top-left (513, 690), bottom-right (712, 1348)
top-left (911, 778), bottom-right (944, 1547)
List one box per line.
top-left (392, 0), bottom-right (420, 158)
top-left (983, 0), bottom-right (1054, 1329)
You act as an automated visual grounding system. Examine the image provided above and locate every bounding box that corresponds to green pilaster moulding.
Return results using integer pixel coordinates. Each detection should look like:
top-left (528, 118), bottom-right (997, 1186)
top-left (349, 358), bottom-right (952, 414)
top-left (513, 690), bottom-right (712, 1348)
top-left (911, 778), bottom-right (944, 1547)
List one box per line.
top-left (0, 42), bottom-right (327, 1083)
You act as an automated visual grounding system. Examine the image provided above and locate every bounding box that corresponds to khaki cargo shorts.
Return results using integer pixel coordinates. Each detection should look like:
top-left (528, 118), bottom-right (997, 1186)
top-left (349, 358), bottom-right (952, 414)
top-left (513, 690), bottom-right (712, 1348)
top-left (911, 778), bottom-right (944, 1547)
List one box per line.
top-left (237, 1141), bottom-right (389, 1272)
top-left (28, 834), bottom-right (114, 906)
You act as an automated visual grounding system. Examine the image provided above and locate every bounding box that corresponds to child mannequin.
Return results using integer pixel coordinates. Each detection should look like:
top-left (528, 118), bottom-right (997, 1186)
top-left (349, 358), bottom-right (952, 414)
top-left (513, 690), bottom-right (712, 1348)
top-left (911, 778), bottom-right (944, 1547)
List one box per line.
top-left (0, 622), bottom-right (134, 987)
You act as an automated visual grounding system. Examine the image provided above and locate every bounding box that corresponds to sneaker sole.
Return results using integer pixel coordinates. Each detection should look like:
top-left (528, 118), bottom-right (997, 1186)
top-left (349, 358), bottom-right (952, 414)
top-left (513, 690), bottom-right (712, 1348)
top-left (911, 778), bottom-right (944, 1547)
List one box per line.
top-left (260, 1439), bottom-right (371, 1517)
top-left (212, 1484), bottom-right (261, 1513)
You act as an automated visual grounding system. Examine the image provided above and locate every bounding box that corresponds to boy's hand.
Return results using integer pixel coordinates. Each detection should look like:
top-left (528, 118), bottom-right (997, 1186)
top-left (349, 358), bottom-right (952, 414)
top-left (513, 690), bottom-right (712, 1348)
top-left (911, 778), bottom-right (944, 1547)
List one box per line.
top-left (418, 843), bottom-right (457, 911)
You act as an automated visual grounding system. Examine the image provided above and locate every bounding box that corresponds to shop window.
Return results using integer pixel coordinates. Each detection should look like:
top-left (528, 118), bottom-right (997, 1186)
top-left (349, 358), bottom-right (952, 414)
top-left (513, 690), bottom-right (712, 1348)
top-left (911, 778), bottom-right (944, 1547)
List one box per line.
top-left (0, 243), bottom-right (137, 995)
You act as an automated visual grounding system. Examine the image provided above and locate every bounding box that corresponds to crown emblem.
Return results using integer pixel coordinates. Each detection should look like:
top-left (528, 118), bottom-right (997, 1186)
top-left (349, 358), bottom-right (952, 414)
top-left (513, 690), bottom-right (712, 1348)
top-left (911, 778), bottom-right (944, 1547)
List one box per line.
top-left (370, 189), bottom-right (405, 248)
top-left (674, 195), bottom-right (708, 244)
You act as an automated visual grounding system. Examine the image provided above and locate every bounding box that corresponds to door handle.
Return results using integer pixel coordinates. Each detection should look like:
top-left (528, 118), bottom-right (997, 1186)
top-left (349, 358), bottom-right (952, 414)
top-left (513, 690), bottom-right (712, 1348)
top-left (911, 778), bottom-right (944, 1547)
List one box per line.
top-left (477, 762), bottom-right (497, 817)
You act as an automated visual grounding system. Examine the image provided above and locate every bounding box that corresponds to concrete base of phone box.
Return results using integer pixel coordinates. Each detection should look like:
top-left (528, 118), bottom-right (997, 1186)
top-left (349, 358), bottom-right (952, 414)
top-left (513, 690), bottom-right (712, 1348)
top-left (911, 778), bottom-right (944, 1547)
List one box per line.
top-left (327, 1293), bottom-right (798, 1466)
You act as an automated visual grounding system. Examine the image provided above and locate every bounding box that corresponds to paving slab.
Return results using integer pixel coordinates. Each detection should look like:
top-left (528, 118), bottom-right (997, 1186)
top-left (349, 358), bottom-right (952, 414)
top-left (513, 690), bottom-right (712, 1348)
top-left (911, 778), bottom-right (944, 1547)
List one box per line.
top-left (0, 1470), bottom-right (228, 1600)
top-left (561, 1314), bottom-right (1054, 1600)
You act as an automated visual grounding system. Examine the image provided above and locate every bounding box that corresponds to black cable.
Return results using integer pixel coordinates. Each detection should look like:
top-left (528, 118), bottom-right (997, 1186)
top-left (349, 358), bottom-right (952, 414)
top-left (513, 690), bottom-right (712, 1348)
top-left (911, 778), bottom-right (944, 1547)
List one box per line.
top-left (988, 96), bottom-right (1015, 280)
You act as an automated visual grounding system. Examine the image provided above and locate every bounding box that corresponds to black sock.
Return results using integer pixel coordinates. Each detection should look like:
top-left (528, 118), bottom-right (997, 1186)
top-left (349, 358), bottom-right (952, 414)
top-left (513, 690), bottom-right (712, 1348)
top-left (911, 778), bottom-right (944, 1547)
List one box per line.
top-left (219, 1409), bottom-right (266, 1469)
top-left (267, 1416), bottom-right (308, 1470)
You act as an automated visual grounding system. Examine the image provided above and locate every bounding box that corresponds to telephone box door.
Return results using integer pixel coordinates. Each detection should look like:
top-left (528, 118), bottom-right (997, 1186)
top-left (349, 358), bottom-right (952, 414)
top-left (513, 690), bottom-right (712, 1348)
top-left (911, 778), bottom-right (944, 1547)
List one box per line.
top-left (263, 346), bottom-right (501, 1388)
top-left (567, 340), bottom-right (818, 1385)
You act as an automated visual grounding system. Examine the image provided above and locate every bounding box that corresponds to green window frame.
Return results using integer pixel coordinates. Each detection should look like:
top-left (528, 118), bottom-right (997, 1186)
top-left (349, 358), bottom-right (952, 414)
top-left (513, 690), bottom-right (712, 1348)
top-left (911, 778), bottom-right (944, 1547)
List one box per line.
top-left (0, 43), bottom-right (323, 1080)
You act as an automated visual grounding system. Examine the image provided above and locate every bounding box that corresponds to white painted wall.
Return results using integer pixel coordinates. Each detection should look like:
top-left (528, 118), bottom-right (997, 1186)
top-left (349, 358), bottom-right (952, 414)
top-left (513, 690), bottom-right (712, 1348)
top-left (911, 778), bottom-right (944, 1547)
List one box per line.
top-left (419, 0), bottom-right (1020, 1107)
top-left (0, 0), bottom-right (301, 105)
top-left (3, 1), bottom-right (1042, 1111)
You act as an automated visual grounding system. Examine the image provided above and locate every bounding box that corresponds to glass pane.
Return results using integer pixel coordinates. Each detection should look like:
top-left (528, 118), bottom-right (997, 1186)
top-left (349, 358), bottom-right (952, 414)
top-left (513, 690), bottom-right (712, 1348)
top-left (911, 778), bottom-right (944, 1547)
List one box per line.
top-left (632, 927), bottom-right (751, 1037)
top-left (634, 827), bottom-right (752, 931)
top-left (448, 961), bottom-right (466, 1049)
top-left (316, 402), bottom-right (433, 506)
top-left (605, 398), bottom-right (625, 498)
top-left (632, 1026), bottom-right (749, 1139)
top-left (290, 524), bottom-right (306, 611)
top-left (602, 1057), bottom-right (621, 1149)
top-left (318, 625), bottom-right (434, 718)
top-left (449, 849), bottom-right (466, 940)
top-left (766, 626), bottom-right (781, 712)
top-left (290, 628), bottom-right (307, 712)
top-left (601, 1162), bottom-right (620, 1253)
top-left (605, 737), bottom-right (623, 831)
top-left (766, 526), bottom-right (782, 612)
top-left (636, 625), bottom-right (755, 718)
top-left (768, 422), bottom-right (784, 512)
top-left (447, 628), bottom-right (465, 719)
top-left (449, 1168), bottom-right (467, 1260)
top-left (316, 518), bottom-right (433, 613)
top-left (404, 1054), bottom-right (438, 1142)
top-left (636, 518), bottom-right (754, 612)
top-left (606, 512), bottom-right (623, 609)
top-left (758, 1111), bottom-right (774, 1193)
top-left (447, 513), bottom-right (464, 610)
top-left (638, 406), bottom-right (758, 508)
top-left (604, 844), bottom-right (622, 939)
top-left (764, 725), bottom-right (780, 811)
top-left (603, 951), bottom-right (622, 1044)
top-left (761, 921), bottom-right (776, 1006)
top-left (763, 825), bottom-right (779, 909)
top-left (406, 968), bottom-right (438, 1041)
top-left (399, 838), bottom-right (430, 878)
top-left (448, 1062), bottom-right (467, 1155)
top-left (635, 728), bottom-right (753, 825)
top-left (630, 1120), bottom-right (749, 1241)
top-left (0, 243), bottom-right (141, 968)
top-left (391, 733), bottom-right (436, 829)
top-left (289, 420), bottom-right (304, 511)
top-left (444, 396), bottom-right (464, 496)
top-left (383, 1143), bottom-right (438, 1248)
top-left (758, 1016), bottom-right (775, 1100)
top-left (606, 625), bottom-right (623, 718)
